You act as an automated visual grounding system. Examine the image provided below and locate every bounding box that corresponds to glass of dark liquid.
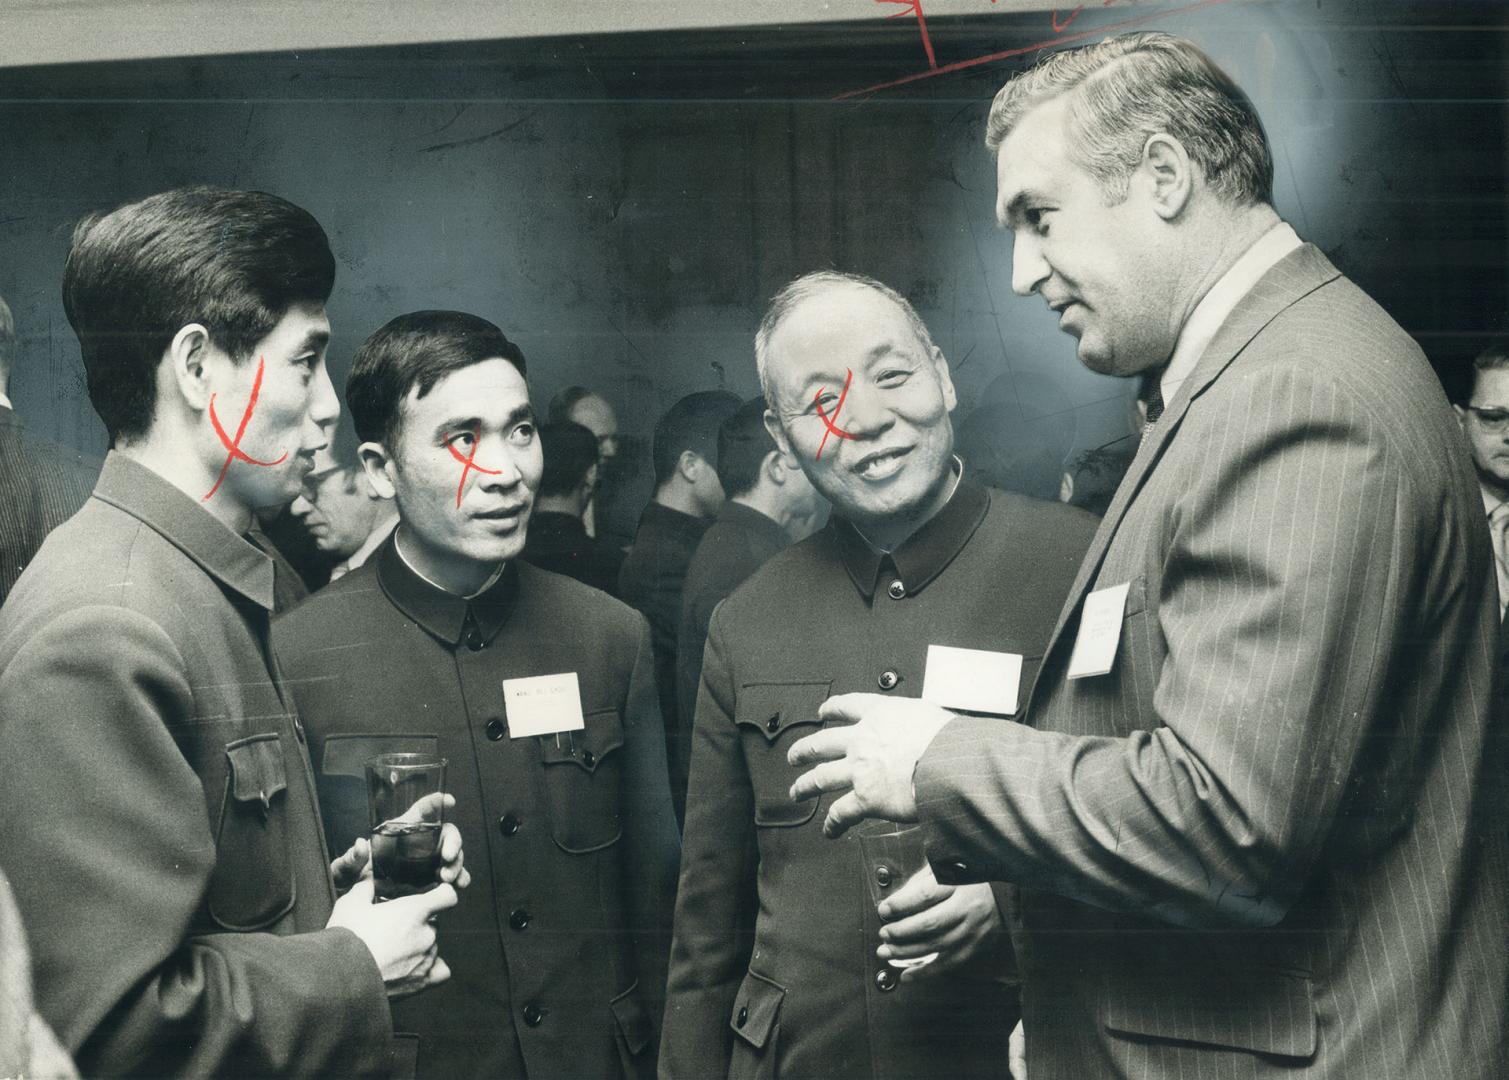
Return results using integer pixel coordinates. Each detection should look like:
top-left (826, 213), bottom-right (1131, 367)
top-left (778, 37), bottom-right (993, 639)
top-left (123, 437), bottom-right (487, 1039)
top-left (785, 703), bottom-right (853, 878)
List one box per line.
top-left (364, 752), bottom-right (448, 902)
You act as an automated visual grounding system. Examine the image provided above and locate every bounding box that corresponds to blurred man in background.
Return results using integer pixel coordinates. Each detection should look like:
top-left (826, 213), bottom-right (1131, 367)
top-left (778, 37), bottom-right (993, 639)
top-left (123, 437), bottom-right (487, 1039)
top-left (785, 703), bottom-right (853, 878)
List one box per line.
top-left (523, 420), bottom-right (624, 594)
top-left (671, 395), bottom-right (822, 823)
top-left (291, 447), bottom-right (396, 583)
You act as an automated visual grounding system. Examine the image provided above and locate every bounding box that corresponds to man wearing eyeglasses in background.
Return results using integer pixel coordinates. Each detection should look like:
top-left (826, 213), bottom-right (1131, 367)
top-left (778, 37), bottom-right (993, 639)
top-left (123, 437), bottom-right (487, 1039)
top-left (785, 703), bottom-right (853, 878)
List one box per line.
top-left (1455, 340), bottom-right (1509, 619)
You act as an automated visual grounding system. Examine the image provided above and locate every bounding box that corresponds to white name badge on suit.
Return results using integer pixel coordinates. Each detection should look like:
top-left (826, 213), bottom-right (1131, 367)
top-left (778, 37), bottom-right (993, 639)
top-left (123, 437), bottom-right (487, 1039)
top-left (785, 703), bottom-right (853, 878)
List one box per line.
top-left (922, 644), bottom-right (1022, 716)
top-left (502, 672), bottom-right (585, 737)
top-left (1067, 581), bottom-right (1130, 679)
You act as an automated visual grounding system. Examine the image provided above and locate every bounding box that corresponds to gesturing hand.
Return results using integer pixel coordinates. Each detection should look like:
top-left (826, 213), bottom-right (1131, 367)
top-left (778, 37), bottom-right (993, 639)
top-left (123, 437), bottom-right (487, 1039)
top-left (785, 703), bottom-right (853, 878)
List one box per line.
top-left (786, 694), bottom-right (956, 838)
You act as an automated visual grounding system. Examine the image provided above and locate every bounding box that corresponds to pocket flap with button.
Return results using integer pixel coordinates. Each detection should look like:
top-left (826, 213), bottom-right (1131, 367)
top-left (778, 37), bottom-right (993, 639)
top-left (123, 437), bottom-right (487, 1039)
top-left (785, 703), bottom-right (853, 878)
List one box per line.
top-left (209, 734), bottom-right (295, 931)
top-left (610, 981), bottom-right (653, 1057)
top-left (735, 682), bottom-right (831, 827)
top-left (730, 970), bottom-right (786, 1050)
top-left (226, 733), bottom-right (289, 807)
top-left (538, 710), bottom-right (625, 773)
top-left (736, 682), bottom-right (830, 745)
top-left (1101, 965), bottom-right (1317, 1059)
top-left (539, 707), bottom-right (625, 853)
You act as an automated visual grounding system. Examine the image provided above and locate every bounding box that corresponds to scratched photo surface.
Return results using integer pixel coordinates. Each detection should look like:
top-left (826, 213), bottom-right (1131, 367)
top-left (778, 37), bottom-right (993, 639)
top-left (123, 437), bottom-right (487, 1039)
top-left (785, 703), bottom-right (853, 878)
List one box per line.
top-left (0, 0), bottom-right (1506, 1075)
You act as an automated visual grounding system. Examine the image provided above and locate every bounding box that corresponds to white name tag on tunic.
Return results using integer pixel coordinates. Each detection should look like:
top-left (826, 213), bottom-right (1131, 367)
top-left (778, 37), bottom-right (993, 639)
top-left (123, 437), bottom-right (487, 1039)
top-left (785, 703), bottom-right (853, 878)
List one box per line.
top-left (1067, 582), bottom-right (1131, 680)
top-left (503, 672), bottom-right (586, 738)
top-left (922, 645), bottom-right (1022, 716)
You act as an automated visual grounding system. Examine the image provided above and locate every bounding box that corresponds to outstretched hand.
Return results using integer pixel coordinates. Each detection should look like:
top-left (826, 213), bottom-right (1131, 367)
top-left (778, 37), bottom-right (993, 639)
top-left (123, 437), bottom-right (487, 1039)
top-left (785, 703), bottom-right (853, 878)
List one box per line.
top-left (787, 694), bottom-right (956, 838)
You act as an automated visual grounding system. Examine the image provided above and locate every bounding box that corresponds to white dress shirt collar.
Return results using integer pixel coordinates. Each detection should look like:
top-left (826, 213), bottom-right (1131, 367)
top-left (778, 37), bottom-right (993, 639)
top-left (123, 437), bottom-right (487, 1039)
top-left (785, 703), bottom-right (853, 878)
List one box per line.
top-left (1161, 221), bottom-right (1303, 406)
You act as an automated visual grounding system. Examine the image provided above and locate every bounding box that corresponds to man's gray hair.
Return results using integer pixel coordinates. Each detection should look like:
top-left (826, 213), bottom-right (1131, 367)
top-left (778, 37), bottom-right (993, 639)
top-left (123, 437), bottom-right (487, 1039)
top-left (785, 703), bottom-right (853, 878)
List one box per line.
top-left (754, 271), bottom-right (938, 406)
top-left (986, 32), bottom-right (1273, 206)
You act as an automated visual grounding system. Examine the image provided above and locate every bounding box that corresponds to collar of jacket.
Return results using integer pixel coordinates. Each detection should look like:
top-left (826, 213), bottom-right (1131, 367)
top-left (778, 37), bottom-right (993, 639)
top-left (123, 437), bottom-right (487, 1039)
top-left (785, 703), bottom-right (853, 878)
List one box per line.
top-left (829, 475), bottom-right (989, 600)
top-left (375, 530), bottom-right (520, 647)
top-left (636, 501), bottom-right (713, 545)
top-left (716, 500), bottom-right (790, 552)
top-left (91, 450), bottom-right (276, 612)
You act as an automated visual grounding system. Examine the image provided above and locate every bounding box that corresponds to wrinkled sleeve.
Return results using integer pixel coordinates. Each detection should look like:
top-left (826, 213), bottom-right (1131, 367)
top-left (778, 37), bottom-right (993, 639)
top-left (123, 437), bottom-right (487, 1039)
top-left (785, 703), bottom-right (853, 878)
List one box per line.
top-left (0, 604), bottom-right (391, 1078)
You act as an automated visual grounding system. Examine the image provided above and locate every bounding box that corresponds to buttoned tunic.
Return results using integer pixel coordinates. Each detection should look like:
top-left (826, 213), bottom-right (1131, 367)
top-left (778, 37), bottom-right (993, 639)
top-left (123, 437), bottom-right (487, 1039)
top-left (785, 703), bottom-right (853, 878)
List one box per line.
top-left (662, 480), bottom-right (1097, 1079)
top-left (275, 538), bottom-right (681, 1079)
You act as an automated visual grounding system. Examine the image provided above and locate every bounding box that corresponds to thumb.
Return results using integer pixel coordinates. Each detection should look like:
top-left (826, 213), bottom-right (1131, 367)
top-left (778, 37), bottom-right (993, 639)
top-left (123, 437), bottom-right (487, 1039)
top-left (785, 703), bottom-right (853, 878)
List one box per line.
top-left (341, 875), bottom-right (375, 906)
top-left (399, 792), bottom-right (454, 823)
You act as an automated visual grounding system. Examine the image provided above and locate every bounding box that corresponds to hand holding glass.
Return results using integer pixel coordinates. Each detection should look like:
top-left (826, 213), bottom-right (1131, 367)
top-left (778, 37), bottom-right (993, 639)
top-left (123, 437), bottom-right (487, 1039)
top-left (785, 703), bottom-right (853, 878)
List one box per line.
top-left (861, 825), bottom-right (939, 970)
top-left (365, 753), bottom-right (448, 901)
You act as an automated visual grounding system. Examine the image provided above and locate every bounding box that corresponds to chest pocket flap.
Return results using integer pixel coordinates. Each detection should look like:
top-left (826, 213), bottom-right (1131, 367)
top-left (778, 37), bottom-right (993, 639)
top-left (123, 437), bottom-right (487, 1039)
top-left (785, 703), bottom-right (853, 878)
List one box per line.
top-left (208, 733), bottom-right (295, 931)
top-left (735, 681), bottom-right (831, 827)
top-left (539, 707), bottom-right (625, 852)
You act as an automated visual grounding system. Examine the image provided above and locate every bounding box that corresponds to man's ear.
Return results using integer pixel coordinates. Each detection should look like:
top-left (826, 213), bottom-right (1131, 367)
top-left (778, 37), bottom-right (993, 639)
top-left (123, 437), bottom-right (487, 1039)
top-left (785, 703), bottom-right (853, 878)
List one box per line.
top-left (678, 449), bottom-right (702, 483)
top-left (762, 449), bottom-right (787, 486)
top-left (1140, 133), bottom-right (1194, 221)
top-left (357, 441), bottom-right (398, 500)
top-left (165, 323), bottom-right (214, 411)
top-left (929, 346), bottom-right (958, 413)
top-left (763, 409), bottom-right (801, 466)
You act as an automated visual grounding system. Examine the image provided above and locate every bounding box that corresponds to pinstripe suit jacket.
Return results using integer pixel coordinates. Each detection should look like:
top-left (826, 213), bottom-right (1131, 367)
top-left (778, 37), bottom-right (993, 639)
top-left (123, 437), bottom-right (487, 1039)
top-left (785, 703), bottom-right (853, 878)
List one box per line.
top-left (914, 245), bottom-right (1509, 1078)
top-left (0, 407), bottom-right (96, 609)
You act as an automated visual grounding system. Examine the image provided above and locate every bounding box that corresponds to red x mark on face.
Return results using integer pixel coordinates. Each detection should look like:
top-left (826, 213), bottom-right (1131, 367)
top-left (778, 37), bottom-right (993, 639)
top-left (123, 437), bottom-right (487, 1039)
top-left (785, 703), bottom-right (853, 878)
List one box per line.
top-left (446, 424), bottom-right (503, 509)
top-left (815, 368), bottom-right (857, 461)
top-left (203, 355), bottom-right (290, 501)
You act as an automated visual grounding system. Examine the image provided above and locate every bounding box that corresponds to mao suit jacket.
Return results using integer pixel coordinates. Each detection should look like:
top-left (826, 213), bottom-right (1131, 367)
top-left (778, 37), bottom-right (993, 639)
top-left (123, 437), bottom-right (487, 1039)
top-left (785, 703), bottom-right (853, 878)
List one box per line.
top-left (662, 480), bottom-right (1097, 1080)
top-left (915, 245), bottom-right (1509, 1078)
top-left (0, 453), bottom-right (392, 1078)
top-left (274, 540), bottom-right (681, 1080)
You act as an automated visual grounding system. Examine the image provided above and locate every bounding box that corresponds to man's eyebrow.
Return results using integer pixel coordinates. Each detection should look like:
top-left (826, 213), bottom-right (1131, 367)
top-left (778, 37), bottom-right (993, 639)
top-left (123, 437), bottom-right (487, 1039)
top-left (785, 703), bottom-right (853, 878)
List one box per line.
top-left (295, 328), bottom-right (331, 353)
top-left (998, 189), bottom-right (1036, 228)
top-left (432, 402), bottom-right (534, 438)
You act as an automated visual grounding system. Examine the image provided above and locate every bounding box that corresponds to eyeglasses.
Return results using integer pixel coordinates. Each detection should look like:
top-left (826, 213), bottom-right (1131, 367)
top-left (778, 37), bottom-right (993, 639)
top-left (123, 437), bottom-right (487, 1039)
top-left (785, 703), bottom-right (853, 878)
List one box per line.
top-left (1464, 405), bottom-right (1509, 433)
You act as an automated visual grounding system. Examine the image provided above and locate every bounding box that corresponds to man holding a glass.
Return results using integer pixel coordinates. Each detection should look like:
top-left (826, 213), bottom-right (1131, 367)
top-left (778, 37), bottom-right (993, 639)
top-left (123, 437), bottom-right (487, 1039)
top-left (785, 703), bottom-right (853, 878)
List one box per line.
top-left (659, 271), bottom-right (1096, 1079)
top-left (275, 310), bottom-right (680, 1079)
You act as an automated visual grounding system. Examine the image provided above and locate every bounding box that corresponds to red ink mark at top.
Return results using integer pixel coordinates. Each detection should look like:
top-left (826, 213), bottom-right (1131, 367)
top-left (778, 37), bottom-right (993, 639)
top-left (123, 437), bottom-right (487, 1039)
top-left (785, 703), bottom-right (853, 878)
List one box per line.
top-left (837, 0), bottom-right (1236, 101)
top-left (815, 368), bottom-right (857, 461)
top-left (445, 424), bottom-right (502, 509)
top-left (876, 0), bottom-right (937, 71)
top-left (203, 355), bottom-right (289, 501)
top-left (1051, 6), bottom-right (1084, 33)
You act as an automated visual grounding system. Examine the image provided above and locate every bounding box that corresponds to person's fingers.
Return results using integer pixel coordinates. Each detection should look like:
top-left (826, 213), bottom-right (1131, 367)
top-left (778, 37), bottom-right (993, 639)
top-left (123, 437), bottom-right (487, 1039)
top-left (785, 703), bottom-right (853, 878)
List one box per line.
top-left (788, 760), bottom-right (850, 803)
top-left (439, 822), bottom-right (463, 863)
top-left (880, 915), bottom-right (972, 960)
top-left (786, 727), bottom-right (852, 768)
top-left (1009, 1020), bottom-right (1027, 1080)
top-left (342, 875), bottom-right (375, 904)
top-left (821, 792), bottom-right (868, 839)
top-left (426, 956), bottom-right (452, 988)
top-left (450, 865), bottom-right (472, 890)
top-left (815, 693), bottom-right (883, 726)
top-left (331, 837), bottom-right (371, 887)
top-left (400, 791), bottom-right (453, 823)
top-left (880, 895), bottom-right (966, 946)
top-left (877, 868), bottom-right (953, 922)
top-left (411, 881), bottom-right (459, 917)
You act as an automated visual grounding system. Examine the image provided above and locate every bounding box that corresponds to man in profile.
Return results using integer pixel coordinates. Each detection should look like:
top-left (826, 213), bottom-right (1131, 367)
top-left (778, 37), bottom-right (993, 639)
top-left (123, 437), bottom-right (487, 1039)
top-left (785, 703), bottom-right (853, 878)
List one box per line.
top-left (0, 292), bottom-right (97, 607)
top-left (276, 310), bottom-right (680, 1079)
top-left (661, 271), bottom-right (1095, 1079)
top-left (790, 34), bottom-right (1509, 1078)
top-left (670, 395), bottom-right (822, 820)
top-left (549, 385), bottom-right (620, 537)
top-left (0, 187), bottom-right (460, 1077)
top-left (291, 448), bottom-right (397, 582)
top-left (619, 390), bottom-right (740, 761)
top-left (522, 420), bottom-right (624, 594)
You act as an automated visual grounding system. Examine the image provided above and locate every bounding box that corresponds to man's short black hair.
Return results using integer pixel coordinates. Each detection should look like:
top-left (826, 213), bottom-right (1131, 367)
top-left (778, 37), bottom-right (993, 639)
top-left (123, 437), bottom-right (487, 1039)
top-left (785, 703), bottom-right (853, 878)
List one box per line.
top-left (716, 396), bottom-right (777, 501)
top-left (62, 186), bottom-right (335, 444)
top-left (652, 390), bottom-right (741, 485)
top-left (538, 421), bottom-right (600, 498)
top-left (347, 310), bottom-right (527, 449)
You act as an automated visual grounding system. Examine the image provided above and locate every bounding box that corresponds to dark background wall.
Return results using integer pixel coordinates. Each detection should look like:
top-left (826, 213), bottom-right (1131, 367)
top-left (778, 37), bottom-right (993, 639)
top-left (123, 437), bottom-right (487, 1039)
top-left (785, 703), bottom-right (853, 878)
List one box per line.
top-left (0, 0), bottom-right (1504, 534)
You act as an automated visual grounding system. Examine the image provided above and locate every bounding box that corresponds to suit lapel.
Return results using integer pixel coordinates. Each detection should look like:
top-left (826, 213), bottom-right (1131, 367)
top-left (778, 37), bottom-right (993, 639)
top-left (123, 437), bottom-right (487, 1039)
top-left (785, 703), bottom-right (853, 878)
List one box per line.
top-left (1026, 245), bottom-right (1344, 713)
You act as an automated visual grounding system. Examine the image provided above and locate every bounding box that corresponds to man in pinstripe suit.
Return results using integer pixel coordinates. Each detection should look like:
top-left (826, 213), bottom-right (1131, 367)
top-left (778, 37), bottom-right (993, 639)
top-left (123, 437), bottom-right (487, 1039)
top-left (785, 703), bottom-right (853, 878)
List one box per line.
top-left (0, 294), bottom-right (97, 608)
top-left (790, 32), bottom-right (1509, 1078)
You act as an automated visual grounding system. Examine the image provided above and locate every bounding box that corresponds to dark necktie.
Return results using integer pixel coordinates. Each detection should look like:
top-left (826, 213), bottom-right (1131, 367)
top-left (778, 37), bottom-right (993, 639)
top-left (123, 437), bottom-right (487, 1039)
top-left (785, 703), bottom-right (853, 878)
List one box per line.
top-left (1140, 377), bottom-right (1165, 438)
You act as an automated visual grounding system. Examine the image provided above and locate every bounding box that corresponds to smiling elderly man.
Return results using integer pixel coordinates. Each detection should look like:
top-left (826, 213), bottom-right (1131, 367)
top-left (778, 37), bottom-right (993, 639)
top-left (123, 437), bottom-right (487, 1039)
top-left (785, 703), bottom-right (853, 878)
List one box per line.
top-left (789, 33), bottom-right (1509, 1080)
top-left (659, 270), bottom-right (1095, 1080)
